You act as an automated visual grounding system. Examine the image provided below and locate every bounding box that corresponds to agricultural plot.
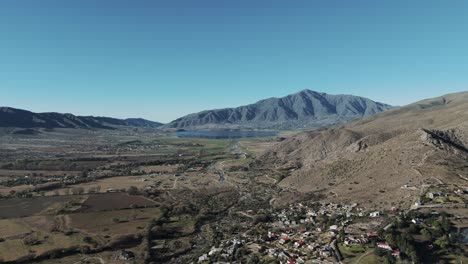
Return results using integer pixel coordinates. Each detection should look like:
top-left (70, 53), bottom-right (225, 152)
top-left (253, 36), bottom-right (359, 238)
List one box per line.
top-left (69, 207), bottom-right (162, 236)
top-left (77, 193), bottom-right (157, 212)
top-left (62, 175), bottom-right (156, 194)
top-left (0, 195), bottom-right (80, 218)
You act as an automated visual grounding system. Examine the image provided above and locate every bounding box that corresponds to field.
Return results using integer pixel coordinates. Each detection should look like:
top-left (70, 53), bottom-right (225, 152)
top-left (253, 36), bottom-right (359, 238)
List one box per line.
top-left (0, 128), bottom-right (288, 262)
top-left (78, 193), bottom-right (157, 212)
top-left (0, 195), bottom-right (80, 218)
top-left (69, 207), bottom-right (163, 236)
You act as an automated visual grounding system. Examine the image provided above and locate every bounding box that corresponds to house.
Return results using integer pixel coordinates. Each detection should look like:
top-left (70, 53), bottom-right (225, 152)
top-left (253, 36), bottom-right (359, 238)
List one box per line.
top-left (278, 251), bottom-right (292, 260)
top-left (329, 225), bottom-right (338, 231)
top-left (279, 236), bottom-right (290, 244)
top-left (377, 242), bottom-right (392, 251)
top-left (426, 192), bottom-right (443, 199)
top-left (118, 250), bottom-right (135, 260)
top-left (208, 246), bottom-right (222, 256)
top-left (412, 218), bottom-right (423, 225)
top-left (344, 236), bottom-right (369, 245)
top-left (294, 240), bottom-right (305, 248)
top-left (320, 248), bottom-right (332, 257)
top-left (392, 250), bottom-right (401, 258)
top-left (198, 254), bottom-right (209, 262)
top-left (369, 211), bottom-right (380, 217)
top-left (267, 231), bottom-right (278, 240)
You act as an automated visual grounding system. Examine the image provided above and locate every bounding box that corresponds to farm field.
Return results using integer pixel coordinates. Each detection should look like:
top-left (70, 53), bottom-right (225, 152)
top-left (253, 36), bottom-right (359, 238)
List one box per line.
top-left (77, 193), bottom-right (158, 212)
top-left (0, 129), bottom-right (286, 263)
top-left (0, 195), bottom-right (82, 218)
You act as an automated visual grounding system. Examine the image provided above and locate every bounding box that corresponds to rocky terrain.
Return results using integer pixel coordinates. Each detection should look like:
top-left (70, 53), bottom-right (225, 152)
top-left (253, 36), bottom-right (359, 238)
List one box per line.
top-left (165, 89), bottom-right (392, 129)
top-left (259, 91), bottom-right (468, 208)
top-left (0, 107), bottom-right (163, 129)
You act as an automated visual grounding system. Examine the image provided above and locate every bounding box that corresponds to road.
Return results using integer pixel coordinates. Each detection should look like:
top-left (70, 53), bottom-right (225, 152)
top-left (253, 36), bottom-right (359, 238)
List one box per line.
top-left (172, 177), bottom-right (178, 189)
top-left (264, 174), bottom-right (277, 184)
top-left (354, 250), bottom-right (373, 264)
top-left (330, 239), bottom-right (343, 263)
top-left (237, 211), bottom-right (254, 219)
top-left (73, 256), bottom-right (105, 264)
top-left (414, 203), bottom-right (461, 209)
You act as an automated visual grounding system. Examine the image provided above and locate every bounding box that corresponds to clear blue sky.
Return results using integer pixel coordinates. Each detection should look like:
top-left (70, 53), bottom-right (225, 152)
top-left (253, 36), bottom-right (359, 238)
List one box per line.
top-left (1, 0), bottom-right (467, 122)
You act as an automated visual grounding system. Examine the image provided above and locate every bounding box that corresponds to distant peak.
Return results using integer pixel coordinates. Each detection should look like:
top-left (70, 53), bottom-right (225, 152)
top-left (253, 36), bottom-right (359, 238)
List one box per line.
top-left (296, 89), bottom-right (323, 95)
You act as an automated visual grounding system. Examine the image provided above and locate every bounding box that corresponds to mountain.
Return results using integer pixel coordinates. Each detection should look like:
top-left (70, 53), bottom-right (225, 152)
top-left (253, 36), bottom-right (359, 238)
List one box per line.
top-left (0, 107), bottom-right (163, 129)
top-left (258, 91), bottom-right (468, 208)
top-left (165, 89), bottom-right (392, 129)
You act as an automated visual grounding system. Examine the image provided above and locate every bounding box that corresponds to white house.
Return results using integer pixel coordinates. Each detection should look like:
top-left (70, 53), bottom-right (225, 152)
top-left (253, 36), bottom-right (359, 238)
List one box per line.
top-left (369, 211), bottom-right (380, 218)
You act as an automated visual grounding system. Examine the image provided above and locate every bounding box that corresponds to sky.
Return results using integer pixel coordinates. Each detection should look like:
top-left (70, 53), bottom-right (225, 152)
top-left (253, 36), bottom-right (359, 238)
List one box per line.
top-left (1, 0), bottom-right (467, 123)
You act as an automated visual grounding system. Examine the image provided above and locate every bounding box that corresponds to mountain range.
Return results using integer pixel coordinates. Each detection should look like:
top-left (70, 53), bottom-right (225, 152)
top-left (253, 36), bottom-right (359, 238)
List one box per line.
top-left (165, 89), bottom-right (392, 129)
top-left (0, 107), bottom-right (163, 129)
top-left (0, 89), bottom-right (392, 130)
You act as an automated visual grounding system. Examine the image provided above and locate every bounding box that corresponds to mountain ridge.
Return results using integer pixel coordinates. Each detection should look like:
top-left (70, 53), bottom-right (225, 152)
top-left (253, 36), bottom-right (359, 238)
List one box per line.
top-left (165, 89), bottom-right (393, 129)
top-left (0, 107), bottom-right (163, 129)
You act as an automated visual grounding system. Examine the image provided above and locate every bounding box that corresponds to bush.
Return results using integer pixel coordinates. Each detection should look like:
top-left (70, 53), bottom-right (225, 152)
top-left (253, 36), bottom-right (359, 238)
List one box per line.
top-left (127, 186), bottom-right (139, 195)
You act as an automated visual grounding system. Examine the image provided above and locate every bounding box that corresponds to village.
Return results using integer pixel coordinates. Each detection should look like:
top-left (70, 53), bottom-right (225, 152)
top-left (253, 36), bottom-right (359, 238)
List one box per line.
top-left (195, 197), bottom-right (466, 264)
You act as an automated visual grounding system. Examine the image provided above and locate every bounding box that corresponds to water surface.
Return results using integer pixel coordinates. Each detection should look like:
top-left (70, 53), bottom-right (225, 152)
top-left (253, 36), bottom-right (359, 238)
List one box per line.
top-left (175, 130), bottom-right (278, 139)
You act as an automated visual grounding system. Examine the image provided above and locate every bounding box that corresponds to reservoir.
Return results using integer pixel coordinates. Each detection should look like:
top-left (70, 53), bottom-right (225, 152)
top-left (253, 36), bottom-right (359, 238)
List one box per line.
top-left (175, 130), bottom-right (278, 139)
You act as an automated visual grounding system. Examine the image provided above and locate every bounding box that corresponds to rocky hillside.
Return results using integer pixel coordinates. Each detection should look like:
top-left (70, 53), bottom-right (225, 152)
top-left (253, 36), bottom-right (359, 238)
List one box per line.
top-left (0, 107), bottom-right (163, 129)
top-left (166, 89), bottom-right (392, 129)
top-left (259, 91), bottom-right (468, 208)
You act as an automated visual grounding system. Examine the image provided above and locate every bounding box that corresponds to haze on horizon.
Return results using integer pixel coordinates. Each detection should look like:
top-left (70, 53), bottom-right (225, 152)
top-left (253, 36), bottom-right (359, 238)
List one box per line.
top-left (1, 0), bottom-right (467, 123)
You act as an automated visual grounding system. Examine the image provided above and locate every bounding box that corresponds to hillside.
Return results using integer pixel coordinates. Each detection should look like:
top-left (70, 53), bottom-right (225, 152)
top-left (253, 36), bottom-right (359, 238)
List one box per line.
top-left (259, 91), bottom-right (468, 208)
top-left (0, 107), bottom-right (163, 129)
top-left (165, 89), bottom-right (392, 129)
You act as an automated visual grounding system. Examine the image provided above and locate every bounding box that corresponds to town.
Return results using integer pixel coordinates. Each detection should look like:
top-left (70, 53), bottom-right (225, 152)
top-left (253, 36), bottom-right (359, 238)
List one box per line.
top-left (195, 198), bottom-right (467, 264)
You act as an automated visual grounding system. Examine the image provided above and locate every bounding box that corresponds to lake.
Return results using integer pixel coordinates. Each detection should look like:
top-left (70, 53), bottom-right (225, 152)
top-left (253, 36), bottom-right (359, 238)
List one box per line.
top-left (175, 130), bottom-right (278, 139)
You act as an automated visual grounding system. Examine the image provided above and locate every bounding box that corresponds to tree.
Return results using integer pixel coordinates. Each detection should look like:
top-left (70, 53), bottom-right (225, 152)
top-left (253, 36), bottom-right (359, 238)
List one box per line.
top-left (339, 227), bottom-right (346, 242)
top-left (420, 228), bottom-right (432, 241)
top-left (247, 254), bottom-right (260, 264)
top-left (127, 186), bottom-right (139, 195)
top-left (409, 250), bottom-right (419, 264)
top-left (22, 234), bottom-right (39, 245)
top-left (383, 254), bottom-right (395, 264)
top-left (440, 215), bottom-right (450, 232)
top-left (434, 236), bottom-right (449, 249)
top-left (71, 187), bottom-right (84, 195)
top-left (408, 223), bottom-right (419, 234)
top-left (385, 233), bottom-right (396, 246)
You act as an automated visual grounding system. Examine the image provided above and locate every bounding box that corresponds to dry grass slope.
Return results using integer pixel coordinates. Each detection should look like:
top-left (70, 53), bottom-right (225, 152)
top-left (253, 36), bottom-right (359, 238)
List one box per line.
top-left (260, 92), bottom-right (468, 208)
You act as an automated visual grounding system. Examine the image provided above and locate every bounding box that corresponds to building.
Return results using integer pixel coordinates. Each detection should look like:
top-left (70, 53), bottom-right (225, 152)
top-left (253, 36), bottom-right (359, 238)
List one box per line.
top-left (377, 242), bottom-right (392, 251)
top-left (426, 192), bottom-right (444, 199)
top-left (118, 250), bottom-right (135, 261)
top-left (369, 211), bottom-right (380, 217)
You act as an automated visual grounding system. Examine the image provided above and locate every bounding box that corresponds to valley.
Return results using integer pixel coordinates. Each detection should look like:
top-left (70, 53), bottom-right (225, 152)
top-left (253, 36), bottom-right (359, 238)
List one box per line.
top-left (0, 93), bottom-right (467, 264)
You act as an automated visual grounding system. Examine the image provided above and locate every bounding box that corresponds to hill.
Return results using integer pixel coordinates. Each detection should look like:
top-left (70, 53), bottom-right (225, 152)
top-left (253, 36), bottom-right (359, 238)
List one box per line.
top-left (165, 89), bottom-right (392, 129)
top-left (258, 91), bottom-right (468, 208)
top-left (0, 107), bottom-right (163, 129)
